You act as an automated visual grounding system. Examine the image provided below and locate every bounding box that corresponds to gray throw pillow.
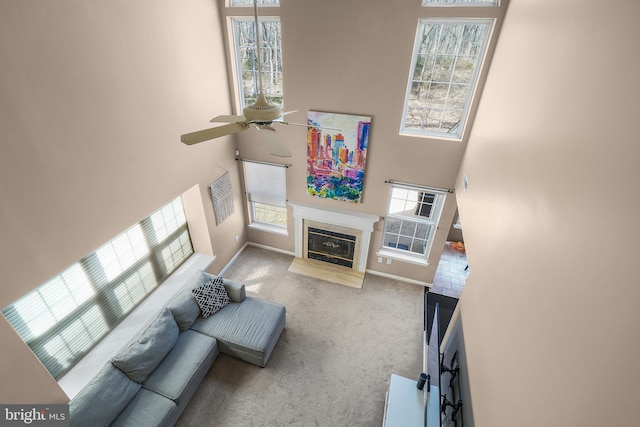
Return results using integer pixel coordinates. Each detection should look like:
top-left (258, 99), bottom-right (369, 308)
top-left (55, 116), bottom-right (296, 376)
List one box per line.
top-left (69, 363), bottom-right (141, 427)
top-left (111, 308), bottom-right (179, 383)
top-left (167, 287), bottom-right (201, 331)
top-left (192, 276), bottom-right (230, 318)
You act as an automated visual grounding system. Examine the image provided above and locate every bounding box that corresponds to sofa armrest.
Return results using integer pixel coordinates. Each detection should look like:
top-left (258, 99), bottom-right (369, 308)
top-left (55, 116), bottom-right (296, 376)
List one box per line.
top-left (203, 272), bottom-right (245, 302)
top-left (222, 278), bottom-right (246, 303)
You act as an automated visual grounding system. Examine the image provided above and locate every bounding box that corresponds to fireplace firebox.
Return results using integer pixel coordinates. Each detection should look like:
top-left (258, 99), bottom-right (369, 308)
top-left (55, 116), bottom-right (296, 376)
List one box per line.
top-left (307, 227), bottom-right (356, 268)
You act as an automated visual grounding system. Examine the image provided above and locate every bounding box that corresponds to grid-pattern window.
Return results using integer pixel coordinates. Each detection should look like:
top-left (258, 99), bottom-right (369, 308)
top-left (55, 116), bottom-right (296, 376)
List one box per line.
top-left (230, 17), bottom-right (283, 111)
top-left (401, 19), bottom-right (493, 139)
top-left (422, 0), bottom-right (498, 6)
top-left (1, 197), bottom-right (193, 379)
top-left (230, 0), bottom-right (279, 6)
top-left (382, 184), bottom-right (446, 261)
top-left (243, 160), bottom-right (287, 233)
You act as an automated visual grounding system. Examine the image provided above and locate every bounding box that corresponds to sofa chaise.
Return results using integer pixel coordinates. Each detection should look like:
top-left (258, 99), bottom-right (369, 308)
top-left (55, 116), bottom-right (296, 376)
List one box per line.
top-left (68, 270), bottom-right (286, 427)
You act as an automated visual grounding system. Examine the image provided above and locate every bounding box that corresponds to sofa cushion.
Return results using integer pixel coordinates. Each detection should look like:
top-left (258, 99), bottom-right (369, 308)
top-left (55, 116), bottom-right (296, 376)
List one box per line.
top-left (110, 387), bottom-right (176, 427)
top-left (143, 330), bottom-right (218, 405)
top-left (69, 363), bottom-right (141, 427)
top-left (191, 296), bottom-right (286, 367)
top-left (192, 276), bottom-right (230, 318)
top-left (112, 308), bottom-right (180, 383)
top-left (167, 270), bottom-right (210, 331)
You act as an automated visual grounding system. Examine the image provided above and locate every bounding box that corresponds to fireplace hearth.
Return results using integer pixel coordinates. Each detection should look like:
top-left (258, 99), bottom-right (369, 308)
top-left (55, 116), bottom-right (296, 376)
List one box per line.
top-left (287, 201), bottom-right (379, 287)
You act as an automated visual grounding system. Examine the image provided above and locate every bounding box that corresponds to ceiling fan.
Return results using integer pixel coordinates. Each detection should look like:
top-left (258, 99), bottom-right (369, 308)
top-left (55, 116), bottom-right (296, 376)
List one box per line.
top-left (181, 0), bottom-right (295, 157)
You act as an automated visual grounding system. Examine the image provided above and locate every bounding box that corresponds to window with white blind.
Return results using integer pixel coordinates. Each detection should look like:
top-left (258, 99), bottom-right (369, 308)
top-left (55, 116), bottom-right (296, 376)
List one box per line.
top-left (1, 197), bottom-right (193, 379)
top-left (242, 160), bottom-right (287, 234)
top-left (379, 183), bottom-right (446, 265)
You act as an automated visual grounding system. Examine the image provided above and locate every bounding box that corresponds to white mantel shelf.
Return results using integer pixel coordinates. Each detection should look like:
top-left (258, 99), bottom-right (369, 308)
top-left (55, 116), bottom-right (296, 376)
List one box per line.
top-left (288, 200), bottom-right (380, 273)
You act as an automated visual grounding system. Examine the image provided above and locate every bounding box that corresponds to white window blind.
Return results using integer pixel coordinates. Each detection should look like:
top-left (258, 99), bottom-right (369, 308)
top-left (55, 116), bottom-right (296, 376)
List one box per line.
top-left (2, 197), bottom-right (193, 379)
top-left (243, 161), bottom-right (287, 207)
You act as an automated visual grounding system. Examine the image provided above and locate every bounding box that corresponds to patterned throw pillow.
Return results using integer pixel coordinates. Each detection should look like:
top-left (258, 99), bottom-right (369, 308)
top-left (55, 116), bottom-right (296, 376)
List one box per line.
top-left (192, 276), bottom-right (230, 318)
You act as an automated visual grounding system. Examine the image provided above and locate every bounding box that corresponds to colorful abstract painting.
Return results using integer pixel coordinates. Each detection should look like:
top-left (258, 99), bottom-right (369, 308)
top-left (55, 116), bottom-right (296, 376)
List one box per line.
top-left (307, 111), bottom-right (371, 203)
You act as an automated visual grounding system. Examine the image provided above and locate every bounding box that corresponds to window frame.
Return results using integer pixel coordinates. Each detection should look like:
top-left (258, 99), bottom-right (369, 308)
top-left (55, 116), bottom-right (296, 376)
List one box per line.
top-left (1, 197), bottom-right (194, 379)
top-left (400, 18), bottom-right (494, 141)
top-left (227, 11), bottom-right (283, 114)
top-left (378, 183), bottom-right (447, 266)
top-left (242, 160), bottom-right (288, 235)
top-left (228, 0), bottom-right (279, 6)
top-left (422, 0), bottom-right (499, 7)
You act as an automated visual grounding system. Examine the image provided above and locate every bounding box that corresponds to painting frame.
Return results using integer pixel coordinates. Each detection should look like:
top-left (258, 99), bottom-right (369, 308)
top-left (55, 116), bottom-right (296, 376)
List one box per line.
top-left (306, 111), bottom-right (371, 203)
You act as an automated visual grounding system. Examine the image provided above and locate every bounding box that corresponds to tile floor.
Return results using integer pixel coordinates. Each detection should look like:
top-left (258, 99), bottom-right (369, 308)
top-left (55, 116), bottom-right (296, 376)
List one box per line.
top-left (431, 242), bottom-right (469, 298)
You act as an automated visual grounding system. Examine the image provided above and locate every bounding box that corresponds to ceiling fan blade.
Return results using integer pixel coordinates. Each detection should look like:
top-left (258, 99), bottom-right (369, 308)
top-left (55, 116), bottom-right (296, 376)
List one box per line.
top-left (281, 110), bottom-right (298, 117)
top-left (258, 125), bottom-right (292, 157)
top-left (210, 115), bottom-right (247, 123)
top-left (181, 122), bottom-right (248, 145)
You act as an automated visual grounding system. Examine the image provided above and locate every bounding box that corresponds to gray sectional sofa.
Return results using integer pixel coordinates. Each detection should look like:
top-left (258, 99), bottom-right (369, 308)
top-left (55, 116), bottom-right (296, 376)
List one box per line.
top-left (69, 270), bottom-right (286, 427)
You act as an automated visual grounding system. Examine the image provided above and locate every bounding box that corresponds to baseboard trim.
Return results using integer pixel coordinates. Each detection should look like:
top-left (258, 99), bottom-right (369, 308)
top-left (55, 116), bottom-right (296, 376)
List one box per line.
top-left (219, 242), bottom-right (250, 277)
top-left (222, 242), bottom-right (427, 288)
top-left (365, 269), bottom-right (432, 288)
top-left (246, 242), bottom-right (296, 257)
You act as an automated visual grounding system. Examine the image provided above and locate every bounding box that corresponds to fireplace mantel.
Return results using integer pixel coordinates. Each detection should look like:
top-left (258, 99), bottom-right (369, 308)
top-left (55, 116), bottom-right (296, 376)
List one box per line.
top-left (288, 200), bottom-right (380, 272)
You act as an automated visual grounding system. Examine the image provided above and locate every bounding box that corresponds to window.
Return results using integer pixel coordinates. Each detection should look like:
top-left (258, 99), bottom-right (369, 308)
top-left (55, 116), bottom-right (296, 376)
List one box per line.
top-left (1, 197), bottom-right (194, 379)
top-left (401, 19), bottom-right (493, 139)
top-left (230, 0), bottom-right (279, 6)
top-left (422, 0), bottom-right (498, 6)
top-left (242, 160), bottom-right (287, 234)
top-left (230, 16), bottom-right (283, 111)
top-left (379, 183), bottom-right (446, 264)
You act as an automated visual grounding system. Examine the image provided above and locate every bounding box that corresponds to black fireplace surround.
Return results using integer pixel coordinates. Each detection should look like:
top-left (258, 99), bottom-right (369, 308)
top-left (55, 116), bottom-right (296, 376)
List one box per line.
top-left (307, 227), bottom-right (356, 268)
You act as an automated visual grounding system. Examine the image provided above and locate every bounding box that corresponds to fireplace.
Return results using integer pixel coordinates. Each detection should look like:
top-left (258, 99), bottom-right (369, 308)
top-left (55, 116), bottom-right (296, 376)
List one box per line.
top-left (289, 201), bottom-right (380, 274)
top-left (307, 226), bottom-right (357, 268)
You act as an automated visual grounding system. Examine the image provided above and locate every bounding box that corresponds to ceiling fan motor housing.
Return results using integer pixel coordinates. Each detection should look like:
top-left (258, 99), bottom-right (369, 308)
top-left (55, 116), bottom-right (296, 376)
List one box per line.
top-left (243, 93), bottom-right (282, 123)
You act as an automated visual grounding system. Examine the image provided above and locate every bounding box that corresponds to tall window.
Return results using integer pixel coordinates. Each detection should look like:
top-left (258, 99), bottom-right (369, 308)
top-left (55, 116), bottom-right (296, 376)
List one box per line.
top-left (230, 0), bottom-right (279, 6)
top-left (242, 160), bottom-right (287, 234)
top-left (230, 16), bottom-right (283, 111)
top-left (1, 197), bottom-right (193, 379)
top-left (380, 183), bottom-right (446, 264)
top-left (422, 0), bottom-right (498, 5)
top-left (401, 19), bottom-right (493, 139)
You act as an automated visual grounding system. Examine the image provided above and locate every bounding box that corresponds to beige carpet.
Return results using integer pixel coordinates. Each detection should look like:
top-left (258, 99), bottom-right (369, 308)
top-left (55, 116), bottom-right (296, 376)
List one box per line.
top-left (175, 245), bottom-right (424, 427)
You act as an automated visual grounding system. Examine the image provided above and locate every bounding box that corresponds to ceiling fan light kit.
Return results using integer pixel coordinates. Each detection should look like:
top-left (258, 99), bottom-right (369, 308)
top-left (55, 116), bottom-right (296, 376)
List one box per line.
top-left (242, 93), bottom-right (283, 123)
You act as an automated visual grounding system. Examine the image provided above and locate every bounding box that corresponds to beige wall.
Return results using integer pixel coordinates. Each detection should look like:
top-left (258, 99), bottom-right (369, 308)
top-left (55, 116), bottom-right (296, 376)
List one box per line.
top-left (229, 0), bottom-right (505, 284)
top-left (0, 0), bottom-right (247, 402)
top-left (0, 0), bottom-right (514, 408)
top-left (452, 0), bottom-right (640, 425)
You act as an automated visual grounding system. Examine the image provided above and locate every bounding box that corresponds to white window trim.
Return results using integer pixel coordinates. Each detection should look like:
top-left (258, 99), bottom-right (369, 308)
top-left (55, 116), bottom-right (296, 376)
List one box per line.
top-left (421, 0), bottom-right (499, 7)
top-left (228, 0), bottom-right (280, 7)
top-left (228, 15), bottom-right (283, 114)
top-left (379, 183), bottom-right (447, 265)
top-left (242, 160), bottom-right (288, 235)
top-left (248, 221), bottom-right (288, 236)
top-left (400, 18), bottom-right (494, 141)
